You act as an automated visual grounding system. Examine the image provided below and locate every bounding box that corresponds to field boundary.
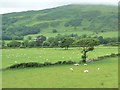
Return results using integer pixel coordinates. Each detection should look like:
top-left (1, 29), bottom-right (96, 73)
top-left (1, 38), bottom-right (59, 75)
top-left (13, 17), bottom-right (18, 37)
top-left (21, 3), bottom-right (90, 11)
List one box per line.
top-left (2, 53), bottom-right (119, 71)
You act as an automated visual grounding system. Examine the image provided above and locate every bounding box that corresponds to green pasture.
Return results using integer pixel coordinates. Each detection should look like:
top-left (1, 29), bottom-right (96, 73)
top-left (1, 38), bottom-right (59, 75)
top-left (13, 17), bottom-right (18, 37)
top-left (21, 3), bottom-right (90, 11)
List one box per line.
top-left (24, 29), bottom-right (94, 39)
top-left (2, 46), bottom-right (118, 88)
top-left (2, 56), bottom-right (118, 88)
top-left (2, 46), bottom-right (118, 69)
top-left (24, 31), bottom-right (118, 39)
top-left (97, 31), bottom-right (118, 38)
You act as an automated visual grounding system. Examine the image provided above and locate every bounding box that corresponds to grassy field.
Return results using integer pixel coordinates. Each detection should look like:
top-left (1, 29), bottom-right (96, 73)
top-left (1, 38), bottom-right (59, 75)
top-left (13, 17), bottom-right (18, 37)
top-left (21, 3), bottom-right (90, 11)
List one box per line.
top-left (2, 57), bottom-right (118, 88)
top-left (24, 31), bottom-right (118, 39)
top-left (3, 30), bottom-right (118, 44)
top-left (2, 46), bottom-right (118, 69)
top-left (2, 46), bottom-right (118, 88)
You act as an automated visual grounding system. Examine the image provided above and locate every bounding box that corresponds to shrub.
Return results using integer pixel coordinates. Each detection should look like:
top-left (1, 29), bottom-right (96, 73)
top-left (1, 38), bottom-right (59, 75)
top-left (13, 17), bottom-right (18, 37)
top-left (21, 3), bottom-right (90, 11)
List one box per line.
top-left (62, 61), bottom-right (67, 64)
top-left (110, 53), bottom-right (116, 57)
top-left (54, 61), bottom-right (62, 65)
top-left (52, 29), bottom-right (58, 33)
top-left (66, 61), bottom-right (75, 64)
top-left (44, 62), bottom-right (52, 66)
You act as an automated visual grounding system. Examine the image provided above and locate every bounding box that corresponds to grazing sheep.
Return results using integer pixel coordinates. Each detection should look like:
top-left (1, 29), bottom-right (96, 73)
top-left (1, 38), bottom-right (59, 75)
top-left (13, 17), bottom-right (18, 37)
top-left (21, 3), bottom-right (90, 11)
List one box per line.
top-left (84, 70), bottom-right (89, 73)
top-left (84, 63), bottom-right (87, 66)
top-left (70, 68), bottom-right (73, 71)
top-left (74, 63), bottom-right (79, 66)
top-left (14, 61), bottom-right (17, 63)
top-left (46, 59), bottom-right (48, 61)
top-left (97, 68), bottom-right (100, 70)
top-left (106, 54), bottom-right (109, 55)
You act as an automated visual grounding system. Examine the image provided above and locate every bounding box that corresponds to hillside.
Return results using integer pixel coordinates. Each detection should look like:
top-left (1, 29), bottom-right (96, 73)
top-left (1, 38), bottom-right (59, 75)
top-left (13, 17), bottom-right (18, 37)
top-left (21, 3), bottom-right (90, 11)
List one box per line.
top-left (2, 4), bottom-right (118, 40)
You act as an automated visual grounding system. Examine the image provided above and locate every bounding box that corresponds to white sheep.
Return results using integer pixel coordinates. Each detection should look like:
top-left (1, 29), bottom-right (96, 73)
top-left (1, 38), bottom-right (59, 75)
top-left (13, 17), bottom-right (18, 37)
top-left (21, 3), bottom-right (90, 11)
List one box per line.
top-left (70, 68), bottom-right (73, 71)
top-left (74, 63), bottom-right (79, 66)
top-left (97, 68), bottom-right (100, 70)
top-left (84, 63), bottom-right (87, 66)
top-left (84, 70), bottom-right (89, 73)
top-left (14, 61), bottom-right (17, 63)
top-left (46, 59), bottom-right (48, 61)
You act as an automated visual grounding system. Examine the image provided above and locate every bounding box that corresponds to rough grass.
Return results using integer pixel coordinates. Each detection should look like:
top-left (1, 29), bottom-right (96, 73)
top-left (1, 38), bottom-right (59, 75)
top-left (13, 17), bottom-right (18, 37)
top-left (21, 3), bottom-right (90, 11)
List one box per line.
top-left (2, 56), bottom-right (118, 88)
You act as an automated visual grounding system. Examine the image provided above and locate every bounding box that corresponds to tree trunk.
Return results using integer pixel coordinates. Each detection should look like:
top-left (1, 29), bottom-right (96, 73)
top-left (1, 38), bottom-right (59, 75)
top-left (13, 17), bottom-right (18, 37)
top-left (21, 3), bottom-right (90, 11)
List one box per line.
top-left (82, 58), bottom-right (86, 63)
top-left (66, 46), bottom-right (69, 50)
top-left (65, 46), bottom-right (69, 50)
top-left (82, 50), bottom-right (87, 63)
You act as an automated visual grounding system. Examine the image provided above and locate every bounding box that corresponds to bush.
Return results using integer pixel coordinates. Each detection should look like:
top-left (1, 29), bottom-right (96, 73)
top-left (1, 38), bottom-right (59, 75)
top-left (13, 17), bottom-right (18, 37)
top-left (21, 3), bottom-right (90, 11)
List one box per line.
top-left (66, 60), bottom-right (75, 64)
top-left (52, 29), bottom-right (58, 33)
top-left (110, 53), bottom-right (116, 57)
top-left (44, 62), bottom-right (52, 66)
top-left (62, 61), bottom-right (67, 64)
top-left (54, 61), bottom-right (62, 65)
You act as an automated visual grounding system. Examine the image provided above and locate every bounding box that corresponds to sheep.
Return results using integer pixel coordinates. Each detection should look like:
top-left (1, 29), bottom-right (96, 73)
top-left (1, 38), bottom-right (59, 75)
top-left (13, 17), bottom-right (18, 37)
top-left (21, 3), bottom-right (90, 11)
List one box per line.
top-left (70, 68), bottom-right (73, 71)
top-left (84, 70), bottom-right (89, 73)
top-left (97, 68), bottom-right (100, 70)
top-left (14, 61), bottom-right (17, 63)
top-left (84, 63), bottom-right (87, 66)
top-left (106, 54), bottom-right (109, 55)
top-left (74, 63), bottom-right (79, 66)
top-left (46, 59), bottom-right (48, 61)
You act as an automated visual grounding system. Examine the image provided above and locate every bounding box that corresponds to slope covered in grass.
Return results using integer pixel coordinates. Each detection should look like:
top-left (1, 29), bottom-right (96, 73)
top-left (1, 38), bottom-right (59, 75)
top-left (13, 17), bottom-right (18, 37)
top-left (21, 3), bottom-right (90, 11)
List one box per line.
top-left (2, 4), bottom-right (118, 40)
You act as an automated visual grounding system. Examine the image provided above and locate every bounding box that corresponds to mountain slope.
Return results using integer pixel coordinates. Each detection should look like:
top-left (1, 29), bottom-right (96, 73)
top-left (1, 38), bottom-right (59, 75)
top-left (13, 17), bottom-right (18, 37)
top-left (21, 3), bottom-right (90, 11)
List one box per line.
top-left (2, 4), bottom-right (118, 40)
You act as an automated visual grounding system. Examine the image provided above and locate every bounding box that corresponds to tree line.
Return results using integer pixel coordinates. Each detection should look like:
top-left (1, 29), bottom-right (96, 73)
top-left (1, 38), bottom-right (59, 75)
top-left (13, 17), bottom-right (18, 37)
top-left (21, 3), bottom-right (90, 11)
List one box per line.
top-left (2, 34), bottom-right (119, 49)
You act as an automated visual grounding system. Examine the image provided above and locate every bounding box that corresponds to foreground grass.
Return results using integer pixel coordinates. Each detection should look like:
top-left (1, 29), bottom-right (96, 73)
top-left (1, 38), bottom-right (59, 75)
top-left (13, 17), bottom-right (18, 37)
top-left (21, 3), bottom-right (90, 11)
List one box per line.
top-left (2, 46), bottom-right (118, 68)
top-left (2, 57), bottom-right (118, 88)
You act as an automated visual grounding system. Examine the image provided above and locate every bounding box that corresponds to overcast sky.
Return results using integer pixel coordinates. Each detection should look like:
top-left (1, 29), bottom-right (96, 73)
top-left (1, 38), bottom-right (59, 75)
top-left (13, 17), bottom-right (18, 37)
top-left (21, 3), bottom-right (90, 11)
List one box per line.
top-left (0, 0), bottom-right (119, 14)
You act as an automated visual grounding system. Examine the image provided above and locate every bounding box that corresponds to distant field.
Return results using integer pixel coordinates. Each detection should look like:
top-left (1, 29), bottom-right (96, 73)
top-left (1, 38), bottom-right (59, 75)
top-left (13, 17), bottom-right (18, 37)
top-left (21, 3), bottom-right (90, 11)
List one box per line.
top-left (2, 56), bottom-right (118, 88)
top-left (97, 31), bottom-right (118, 38)
top-left (24, 31), bottom-right (118, 39)
top-left (24, 30), bottom-right (93, 39)
top-left (2, 46), bottom-right (118, 69)
top-left (4, 30), bottom-right (118, 43)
